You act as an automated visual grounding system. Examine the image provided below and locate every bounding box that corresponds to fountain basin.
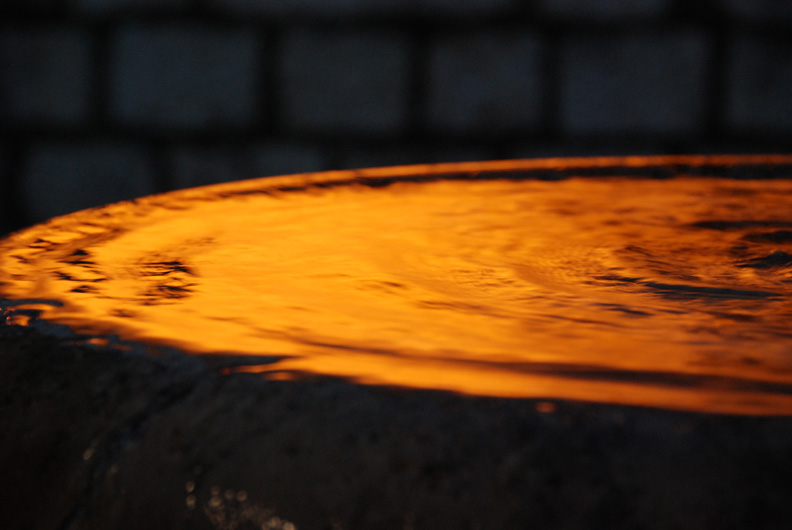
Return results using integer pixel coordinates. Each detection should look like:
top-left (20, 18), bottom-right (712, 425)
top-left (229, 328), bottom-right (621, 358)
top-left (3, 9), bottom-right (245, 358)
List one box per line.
top-left (2, 155), bottom-right (792, 529)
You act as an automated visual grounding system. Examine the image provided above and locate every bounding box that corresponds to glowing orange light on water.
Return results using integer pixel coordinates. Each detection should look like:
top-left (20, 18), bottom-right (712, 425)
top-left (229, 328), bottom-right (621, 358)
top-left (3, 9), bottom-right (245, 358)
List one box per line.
top-left (3, 155), bottom-right (792, 415)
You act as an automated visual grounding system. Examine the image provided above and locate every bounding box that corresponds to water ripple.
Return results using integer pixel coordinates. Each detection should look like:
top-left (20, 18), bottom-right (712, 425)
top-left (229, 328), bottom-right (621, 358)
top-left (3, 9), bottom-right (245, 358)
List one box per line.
top-left (3, 156), bottom-right (792, 414)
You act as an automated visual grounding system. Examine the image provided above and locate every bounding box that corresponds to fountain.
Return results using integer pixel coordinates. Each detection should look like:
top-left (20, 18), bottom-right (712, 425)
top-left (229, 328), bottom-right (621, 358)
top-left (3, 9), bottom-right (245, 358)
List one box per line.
top-left (2, 155), bottom-right (792, 529)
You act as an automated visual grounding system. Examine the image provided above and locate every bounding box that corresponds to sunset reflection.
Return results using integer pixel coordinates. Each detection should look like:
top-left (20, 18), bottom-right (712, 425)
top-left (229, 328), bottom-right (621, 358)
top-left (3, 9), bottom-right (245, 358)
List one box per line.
top-left (3, 155), bottom-right (792, 415)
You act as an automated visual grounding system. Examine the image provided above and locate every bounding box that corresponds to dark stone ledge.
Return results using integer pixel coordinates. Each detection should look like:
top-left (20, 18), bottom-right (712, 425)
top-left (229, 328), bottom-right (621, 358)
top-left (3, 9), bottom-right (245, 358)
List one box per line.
top-left (2, 323), bottom-right (792, 530)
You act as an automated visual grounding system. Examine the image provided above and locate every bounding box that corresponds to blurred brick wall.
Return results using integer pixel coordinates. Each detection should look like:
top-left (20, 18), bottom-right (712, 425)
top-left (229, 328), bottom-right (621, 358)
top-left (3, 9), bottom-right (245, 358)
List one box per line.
top-left (1, 0), bottom-right (791, 234)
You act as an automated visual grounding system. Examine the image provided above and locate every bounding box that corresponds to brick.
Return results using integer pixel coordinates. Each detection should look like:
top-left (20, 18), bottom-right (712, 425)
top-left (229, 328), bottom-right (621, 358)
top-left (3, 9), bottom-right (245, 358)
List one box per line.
top-left (0, 28), bottom-right (91, 126)
top-left (510, 143), bottom-right (663, 160)
top-left (339, 145), bottom-right (491, 170)
top-left (695, 141), bottom-right (791, 155)
top-left (170, 147), bottom-right (245, 189)
top-left (1, 0), bottom-right (61, 10)
top-left (210, 0), bottom-right (514, 18)
top-left (279, 29), bottom-right (409, 134)
top-left (426, 32), bottom-right (544, 134)
top-left (0, 148), bottom-right (5, 188)
top-left (725, 36), bottom-right (792, 134)
top-left (110, 25), bottom-right (259, 130)
top-left (537, 0), bottom-right (670, 20)
top-left (417, 0), bottom-right (516, 15)
top-left (718, 0), bottom-right (792, 22)
top-left (560, 31), bottom-right (710, 136)
top-left (250, 142), bottom-right (327, 177)
top-left (0, 148), bottom-right (8, 233)
top-left (75, 0), bottom-right (188, 14)
top-left (23, 143), bottom-right (156, 222)
top-left (170, 143), bottom-right (326, 189)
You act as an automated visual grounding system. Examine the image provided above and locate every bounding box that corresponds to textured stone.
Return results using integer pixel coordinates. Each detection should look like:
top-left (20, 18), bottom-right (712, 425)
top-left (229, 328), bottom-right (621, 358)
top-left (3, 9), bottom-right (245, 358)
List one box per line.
top-left (0, 28), bottom-right (91, 126)
top-left (1, 323), bottom-right (792, 530)
top-left (170, 147), bottom-right (248, 189)
top-left (427, 32), bottom-right (544, 134)
top-left (510, 143), bottom-right (663, 160)
top-left (280, 29), bottom-right (409, 134)
top-left (416, 0), bottom-right (515, 15)
top-left (171, 143), bottom-right (327, 189)
top-left (250, 142), bottom-right (327, 177)
top-left (75, 0), bottom-right (188, 13)
top-left (718, 0), bottom-right (792, 21)
top-left (339, 146), bottom-right (491, 170)
top-left (110, 25), bottom-right (259, 130)
top-left (726, 35), bottom-right (792, 134)
top-left (0, 0), bottom-right (61, 9)
top-left (23, 142), bottom-right (156, 222)
top-left (0, 149), bottom-right (9, 236)
top-left (560, 31), bottom-right (710, 135)
top-left (537, 0), bottom-right (671, 20)
top-left (210, 0), bottom-right (514, 17)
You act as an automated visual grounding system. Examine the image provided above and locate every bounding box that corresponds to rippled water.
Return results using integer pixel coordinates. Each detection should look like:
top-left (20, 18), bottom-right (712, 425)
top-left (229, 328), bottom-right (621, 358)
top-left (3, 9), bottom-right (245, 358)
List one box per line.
top-left (3, 156), bottom-right (792, 414)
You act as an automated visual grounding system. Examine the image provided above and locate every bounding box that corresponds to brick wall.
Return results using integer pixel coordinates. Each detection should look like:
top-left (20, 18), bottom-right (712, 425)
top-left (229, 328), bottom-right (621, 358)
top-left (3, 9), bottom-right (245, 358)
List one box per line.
top-left (2, 0), bottom-right (791, 234)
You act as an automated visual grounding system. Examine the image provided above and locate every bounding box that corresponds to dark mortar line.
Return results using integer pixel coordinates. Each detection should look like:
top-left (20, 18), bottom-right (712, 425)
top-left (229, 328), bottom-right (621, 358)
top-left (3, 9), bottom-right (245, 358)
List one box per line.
top-left (541, 26), bottom-right (563, 141)
top-left (705, 19), bottom-right (729, 141)
top-left (91, 21), bottom-right (112, 131)
top-left (404, 24), bottom-right (428, 140)
top-left (2, 139), bottom-right (30, 231)
top-left (261, 24), bottom-right (282, 136)
top-left (150, 139), bottom-right (174, 193)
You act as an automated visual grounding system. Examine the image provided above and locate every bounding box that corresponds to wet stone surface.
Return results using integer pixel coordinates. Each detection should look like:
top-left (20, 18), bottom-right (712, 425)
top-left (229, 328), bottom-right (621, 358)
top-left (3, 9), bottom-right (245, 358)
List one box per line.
top-left (2, 323), bottom-right (792, 530)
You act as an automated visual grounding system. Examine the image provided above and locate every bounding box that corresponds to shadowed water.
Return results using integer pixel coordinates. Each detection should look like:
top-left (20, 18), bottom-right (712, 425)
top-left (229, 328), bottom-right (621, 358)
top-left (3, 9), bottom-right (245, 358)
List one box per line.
top-left (3, 156), bottom-right (792, 415)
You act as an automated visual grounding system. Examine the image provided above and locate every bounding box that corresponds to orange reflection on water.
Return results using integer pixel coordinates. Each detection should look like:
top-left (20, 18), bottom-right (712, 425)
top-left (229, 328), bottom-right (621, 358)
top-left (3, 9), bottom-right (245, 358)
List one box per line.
top-left (3, 155), bottom-right (792, 415)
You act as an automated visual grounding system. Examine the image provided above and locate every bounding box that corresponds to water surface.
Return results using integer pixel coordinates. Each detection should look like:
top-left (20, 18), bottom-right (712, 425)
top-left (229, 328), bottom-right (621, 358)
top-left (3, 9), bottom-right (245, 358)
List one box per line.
top-left (3, 156), bottom-right (792, 415)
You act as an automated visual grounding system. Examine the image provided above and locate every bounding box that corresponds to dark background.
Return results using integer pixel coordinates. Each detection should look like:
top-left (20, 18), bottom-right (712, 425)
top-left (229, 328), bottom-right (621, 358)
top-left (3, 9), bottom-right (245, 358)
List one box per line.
top-left (1, 0), bottom-right (791, 236)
